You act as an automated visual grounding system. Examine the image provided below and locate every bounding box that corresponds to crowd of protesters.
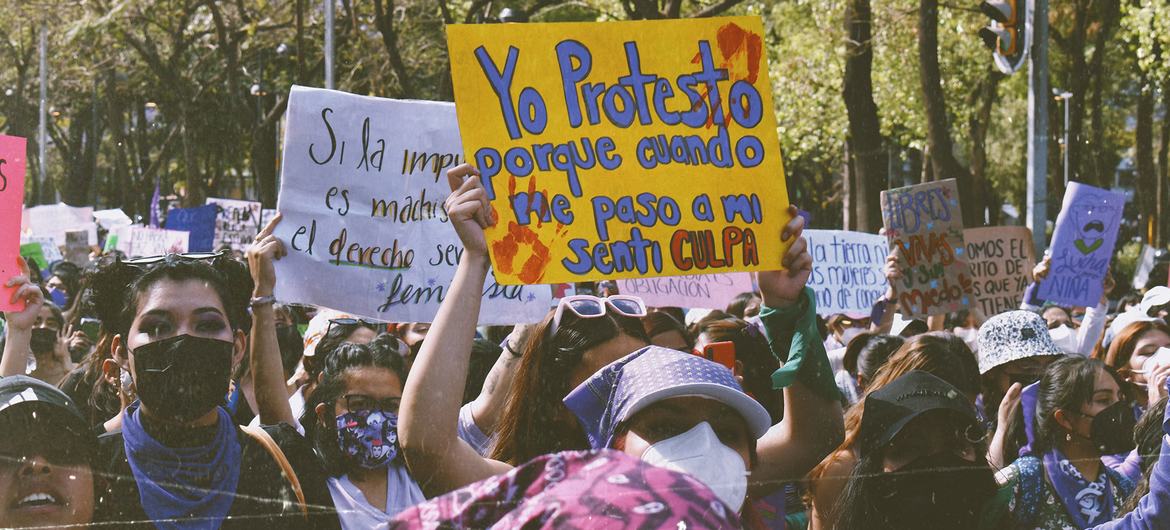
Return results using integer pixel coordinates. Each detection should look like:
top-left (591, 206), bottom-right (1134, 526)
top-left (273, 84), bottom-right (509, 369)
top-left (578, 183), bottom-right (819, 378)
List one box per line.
top-left (1, 165), bottom-right (1170, 530)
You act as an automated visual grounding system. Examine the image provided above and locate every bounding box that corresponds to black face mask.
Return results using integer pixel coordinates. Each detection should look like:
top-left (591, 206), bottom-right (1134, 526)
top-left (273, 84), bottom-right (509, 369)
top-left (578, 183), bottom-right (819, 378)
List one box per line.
top-left (872, 451), bottom-right (998, 530)
top-left (132, 334), bottom-right (234, 423)
top-left (29, 328), bottom-right (57, 355)
top-left (1080, 401), bottom-right (1137, 455)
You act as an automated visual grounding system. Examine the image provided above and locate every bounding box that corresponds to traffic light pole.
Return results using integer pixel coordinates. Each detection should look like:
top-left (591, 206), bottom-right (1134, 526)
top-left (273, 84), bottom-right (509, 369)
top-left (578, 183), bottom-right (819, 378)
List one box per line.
top-left (1026, 0), bottom-right (1048, 257)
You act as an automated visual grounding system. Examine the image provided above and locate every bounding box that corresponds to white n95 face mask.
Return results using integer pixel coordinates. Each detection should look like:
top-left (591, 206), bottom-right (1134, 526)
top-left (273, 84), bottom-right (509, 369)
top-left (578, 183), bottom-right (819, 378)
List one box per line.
top-left (640, 421), bottom-right (749, 511)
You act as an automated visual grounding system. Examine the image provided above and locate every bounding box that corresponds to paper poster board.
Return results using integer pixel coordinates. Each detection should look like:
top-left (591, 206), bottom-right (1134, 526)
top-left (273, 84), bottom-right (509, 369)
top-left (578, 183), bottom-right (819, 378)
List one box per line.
top-left (963, 226), bottom-right (1035, 316)
top-left (63, 230), bottom-right (90, 266)
top-left (618, 272), bottom-right (753, 310)
top-left (22, 203), bottom-right (96, 246)
top-left (804, 229), bottom-right (889, 317)
top-left (124, 226), bottom-right (190, 258)
top-left (447, 16), bottom-right (790, 285)
top-left (272, 86), bottom-right (552, 324)
top-left (1134, 245), bottom-right (1157, 290)
top-left (20, 236), bottom-right (62, 265)
top-left (166, 204), bottom-right (218, 252)
top-left (880, 178), bottom-right (972, 317)
top-left (1036, 182), bottom-right (1126, 307)
top-left (206, 197), bottom-right (263, 251)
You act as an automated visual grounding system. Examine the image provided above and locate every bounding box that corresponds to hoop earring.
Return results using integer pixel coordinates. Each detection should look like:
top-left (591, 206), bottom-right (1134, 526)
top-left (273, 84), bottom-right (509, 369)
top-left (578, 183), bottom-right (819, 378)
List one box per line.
top-left (1066, 433), bottom-right (1072, 442)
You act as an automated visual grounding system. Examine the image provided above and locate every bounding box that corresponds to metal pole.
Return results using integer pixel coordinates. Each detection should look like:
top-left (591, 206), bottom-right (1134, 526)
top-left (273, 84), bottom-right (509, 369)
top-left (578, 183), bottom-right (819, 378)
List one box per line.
top-left (324, 0), bottom-right (334, 89)
top-left (1063, 95), bottom-right (1070, 185)
top-left (1026, 0), bottom-right (1049, 257)
top-left (37, 23), bottom-right (47, 205)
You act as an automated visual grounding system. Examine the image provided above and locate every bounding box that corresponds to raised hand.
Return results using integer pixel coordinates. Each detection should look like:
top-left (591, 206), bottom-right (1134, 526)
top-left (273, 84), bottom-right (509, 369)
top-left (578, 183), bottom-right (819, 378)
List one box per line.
top-left (757, 205), bottom-right (812, 308)
top-left (247, 212), bottom-right (286, 297)
top-left (444, 164), bottom-right (494, 259)
top-left (4, 257), bottom-right (43, 331)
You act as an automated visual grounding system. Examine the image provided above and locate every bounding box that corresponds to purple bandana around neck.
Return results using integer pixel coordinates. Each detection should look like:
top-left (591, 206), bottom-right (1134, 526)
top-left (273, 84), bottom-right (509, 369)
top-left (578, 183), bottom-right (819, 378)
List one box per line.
top-left (1043, 448), bottom-right (1113, 528)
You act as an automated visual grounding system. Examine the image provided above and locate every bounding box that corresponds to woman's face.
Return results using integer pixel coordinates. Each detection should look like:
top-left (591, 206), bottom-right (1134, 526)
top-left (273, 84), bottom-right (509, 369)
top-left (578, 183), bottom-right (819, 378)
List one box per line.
top-left (1042, 307), bottom-right (1072, 328)
top-left (618, 396), bottom-right (752, 470)
top-left (568, 333), bottom-right (649, 388)
top-left (1061, 368), bottom-right (1122, 442)
top-left (1125, 329), bottom-right (1170, 385)
top-left (881, 412), bottom-right (978, 472)
top-left (0, 427), bottom-right (94, 528)
top-left (119, 278), bottom-right (244, 382)
top-left (33, 306), bottom-right (61, 333)
top-left (327, 367), bottom-right (404, 419)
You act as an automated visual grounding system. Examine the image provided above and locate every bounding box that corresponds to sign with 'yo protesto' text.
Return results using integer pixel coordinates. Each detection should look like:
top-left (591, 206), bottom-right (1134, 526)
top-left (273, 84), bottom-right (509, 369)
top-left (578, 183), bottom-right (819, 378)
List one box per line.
top-left (272, 86), bottom-right (552, 324)
top-left (880, 179), bottom-right (973, 318)
top-left (447, 17), bottom-right (790, 285)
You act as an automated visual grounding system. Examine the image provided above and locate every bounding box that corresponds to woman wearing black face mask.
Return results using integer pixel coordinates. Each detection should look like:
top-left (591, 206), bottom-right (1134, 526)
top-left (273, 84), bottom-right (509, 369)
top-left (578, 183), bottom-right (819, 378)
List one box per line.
top-left (832, 371), bottom-right (999, 530)
top-left (88, 246), bottom-right (340, 529)
top-left (998, 356), bottom-right (1136, 529)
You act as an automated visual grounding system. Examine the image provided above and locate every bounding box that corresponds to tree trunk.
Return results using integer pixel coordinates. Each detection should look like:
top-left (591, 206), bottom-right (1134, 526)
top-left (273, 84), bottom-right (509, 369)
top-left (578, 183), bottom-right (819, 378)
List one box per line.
top-left (1088, 0), bottom-right (1119, 187)
top-left (1158, 82), bottom-right (1170, 247)
top-left (1135, 77), bottom-right (1156, 244)
top-left (842, 0), bottom-right (885, 232)
top-left (917, 0), bottom-right (978, 225)
top-left (968, 67), bottom-right (1004, 225)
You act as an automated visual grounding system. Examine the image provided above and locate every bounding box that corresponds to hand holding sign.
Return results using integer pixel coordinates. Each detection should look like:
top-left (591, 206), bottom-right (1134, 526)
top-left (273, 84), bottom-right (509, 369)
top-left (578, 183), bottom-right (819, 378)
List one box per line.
top-left (4, 257), bottom-right (44, 324)
top-left (444, 165), bottom-right (495, 259)
top-left (248, 213), bottom-right (286, 298)
top-left (758, 206), bottom-right (811, 308)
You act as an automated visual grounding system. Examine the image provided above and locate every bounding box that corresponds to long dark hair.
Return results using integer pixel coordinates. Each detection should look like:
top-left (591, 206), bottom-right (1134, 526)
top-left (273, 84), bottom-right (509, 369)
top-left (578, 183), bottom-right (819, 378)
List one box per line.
top-left (489, 308), bottom-right (648, 465)
top-left (1033, 355), bottom-right (1122, 454)
top-left (1120, 396), bottom-right (1169, 514)
top-left (692, 313), bottom-right (783, 423)
top-left (302, 335), bottom-right (408, 476)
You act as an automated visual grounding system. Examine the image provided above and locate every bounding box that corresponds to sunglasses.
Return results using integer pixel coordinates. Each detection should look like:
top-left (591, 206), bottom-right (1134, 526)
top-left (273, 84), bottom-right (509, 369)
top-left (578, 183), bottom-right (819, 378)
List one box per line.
top-left (551, 295), bottom-right (647, 336)
top-left (122, 251), bottom-right (228, 268)
top-left (326, 318), bottom-right (386, 335)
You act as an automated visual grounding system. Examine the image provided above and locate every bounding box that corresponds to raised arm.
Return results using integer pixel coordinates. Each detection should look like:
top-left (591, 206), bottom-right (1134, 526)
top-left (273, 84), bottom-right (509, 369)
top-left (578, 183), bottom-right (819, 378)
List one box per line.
top-left (1, 258), bottom-right (44, 378)
top-left (246, 213), bottom-right (296, 427)
top-left (1091, 380), bottom-right (1170, 529)
top-left (399, 165), bottom-right (513, 497)
top-left (467, 324), bottom-right (534, 435)
top-left (752, 206), bottom-right (846, 497)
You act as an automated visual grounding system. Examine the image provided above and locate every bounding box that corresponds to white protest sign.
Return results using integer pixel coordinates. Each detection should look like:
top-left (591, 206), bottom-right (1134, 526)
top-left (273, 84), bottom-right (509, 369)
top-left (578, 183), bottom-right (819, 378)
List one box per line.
top-left (206, 198), bottom-right (263, 251)
top-left (22, 203), bottom-right (97, 245)
top-left (1134, 245), bottom-right (1157, 290)
top-left (618, 273), bottom-right (753, 310)
top-left (19, 235), bottom-right (63, 264)
top-left (125, 226), bottom-right (190, 257)
top-left (804, 229), bottom-right (889, 317)
top-left (273, 86), bottom-right (552, 324)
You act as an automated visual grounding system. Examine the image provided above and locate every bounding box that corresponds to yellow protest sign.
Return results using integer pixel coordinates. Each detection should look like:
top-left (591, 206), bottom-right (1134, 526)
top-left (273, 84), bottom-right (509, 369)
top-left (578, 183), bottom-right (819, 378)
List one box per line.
top-left (447, 16), bottom-right (790, 285)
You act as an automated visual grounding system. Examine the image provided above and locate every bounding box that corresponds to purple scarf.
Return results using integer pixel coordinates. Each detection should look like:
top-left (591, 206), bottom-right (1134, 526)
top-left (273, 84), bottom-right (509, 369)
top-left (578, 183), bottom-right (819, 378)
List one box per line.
top-left (1043, 448), bottom-right (1114, 528)
top-left (122, 402), bottom-right (242, 529)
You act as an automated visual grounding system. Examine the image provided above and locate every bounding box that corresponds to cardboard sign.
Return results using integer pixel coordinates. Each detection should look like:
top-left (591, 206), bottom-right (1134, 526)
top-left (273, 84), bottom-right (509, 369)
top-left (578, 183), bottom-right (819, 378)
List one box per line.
top-left (804, 229), bottom-right (889, 317)
top-left (1037, 182), bottom-right (1125, 307)
top-left (273, 86), bottom-right (553, 324)
top-left (93, 208), bottom-right (133, 230)
top-left (447, 17), bottom-right (790, 285)
top-left (618, 272), bottom-right (753, 310)
top-left (63, 230), bottom-right (90, 266)
top-left (22, 203), bottom-right (97, 246)
top-left (206, 197), bottom-right (263, 251)
top-left (0, 136), bottom-right (28, 310)
top-left (963, 227), bottom-right (1035, 315)
top-left (166, 204), bottom-right (218, 252)
top-left (130, 227), bottom-right (189, 257)
top-left (880, 179), bottom-right (972, 317)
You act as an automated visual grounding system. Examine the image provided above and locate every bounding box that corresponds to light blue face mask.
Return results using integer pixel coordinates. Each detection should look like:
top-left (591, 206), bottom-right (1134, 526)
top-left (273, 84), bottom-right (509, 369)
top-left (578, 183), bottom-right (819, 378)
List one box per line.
top-left (336, 409), bottom-right (400, 469)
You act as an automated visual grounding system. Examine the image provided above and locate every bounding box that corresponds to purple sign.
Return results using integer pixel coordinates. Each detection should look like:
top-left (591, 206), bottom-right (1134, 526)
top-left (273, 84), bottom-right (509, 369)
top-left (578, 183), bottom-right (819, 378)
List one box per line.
top-left (1036, 182), bottom-right (1126, 307)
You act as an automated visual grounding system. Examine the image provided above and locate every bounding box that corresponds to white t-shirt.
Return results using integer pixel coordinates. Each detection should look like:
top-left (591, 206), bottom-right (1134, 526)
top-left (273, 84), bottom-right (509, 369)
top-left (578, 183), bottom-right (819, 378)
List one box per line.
top-left (327, 463), bottom-right (425, 529)
top-left (458, 402), bottom-right (493, 456)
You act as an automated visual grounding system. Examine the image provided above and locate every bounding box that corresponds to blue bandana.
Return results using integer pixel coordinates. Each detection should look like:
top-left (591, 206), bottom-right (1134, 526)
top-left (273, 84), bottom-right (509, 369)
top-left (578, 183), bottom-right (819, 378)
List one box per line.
top-left (1044, 448), bottom-right (1114, 528)
top-left (122, 402), bottom-right (242, 529)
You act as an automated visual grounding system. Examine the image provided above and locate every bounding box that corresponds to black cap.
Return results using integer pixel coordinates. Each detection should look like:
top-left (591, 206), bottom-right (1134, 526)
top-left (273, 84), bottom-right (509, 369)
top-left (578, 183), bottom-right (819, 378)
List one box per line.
top-left (858, 371), bottom-right (978, 457)
top-left (0, 375), bottom-right (90, 438)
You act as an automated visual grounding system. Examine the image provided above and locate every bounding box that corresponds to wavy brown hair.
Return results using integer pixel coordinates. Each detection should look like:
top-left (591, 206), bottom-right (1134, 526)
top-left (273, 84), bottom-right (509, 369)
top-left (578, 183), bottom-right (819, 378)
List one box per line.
top-left (1098, 320), bottom-right (1170, 381)
top-left (489, 308), bottom-right (648, 465)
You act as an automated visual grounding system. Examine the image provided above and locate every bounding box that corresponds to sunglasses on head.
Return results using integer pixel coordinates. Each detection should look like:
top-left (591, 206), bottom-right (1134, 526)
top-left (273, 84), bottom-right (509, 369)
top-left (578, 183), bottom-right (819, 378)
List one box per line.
top-left (121, 251), bottom-right (229, 269)
top-left (551, 295), bottom-right (647, 336)
top-left (327, 318), bottom-right (386, 335)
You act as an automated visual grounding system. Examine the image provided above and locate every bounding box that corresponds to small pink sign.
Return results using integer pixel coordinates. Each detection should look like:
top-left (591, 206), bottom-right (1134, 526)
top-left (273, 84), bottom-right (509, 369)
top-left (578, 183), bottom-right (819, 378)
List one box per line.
top-left (0, 135), bottom-right (28, 311)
